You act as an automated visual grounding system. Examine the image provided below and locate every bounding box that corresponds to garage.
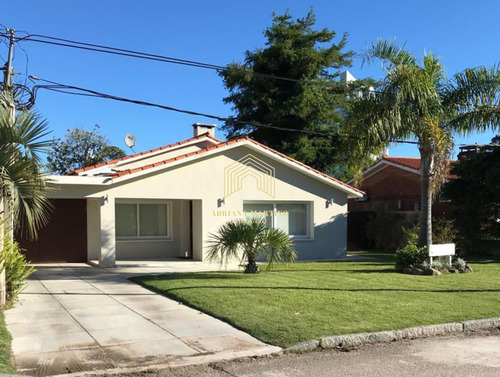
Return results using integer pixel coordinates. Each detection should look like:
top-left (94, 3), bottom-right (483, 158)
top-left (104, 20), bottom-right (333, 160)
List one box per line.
top-left (17, 199), bottom-right (87, 263)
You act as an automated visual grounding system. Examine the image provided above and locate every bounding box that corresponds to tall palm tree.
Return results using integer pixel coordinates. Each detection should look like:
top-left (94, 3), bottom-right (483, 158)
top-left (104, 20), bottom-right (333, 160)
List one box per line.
top-left (0, 96), bottom-right (52, 239)
top-left (348, 40), bottom-right (500, 250)
top-left (207, 218), bottom-right (297, 273)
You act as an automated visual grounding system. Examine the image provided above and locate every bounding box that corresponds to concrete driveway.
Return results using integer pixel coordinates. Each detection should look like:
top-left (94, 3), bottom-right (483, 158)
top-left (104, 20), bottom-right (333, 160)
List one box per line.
top-left (5, 263), bottom-right (279, 376)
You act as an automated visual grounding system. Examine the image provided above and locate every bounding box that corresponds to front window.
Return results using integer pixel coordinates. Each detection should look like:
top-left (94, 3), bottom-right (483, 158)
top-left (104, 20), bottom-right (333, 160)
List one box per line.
top-left (243, 202), bottom-right (310, 238)
top-left (115, 202), bottom-right (171, 239)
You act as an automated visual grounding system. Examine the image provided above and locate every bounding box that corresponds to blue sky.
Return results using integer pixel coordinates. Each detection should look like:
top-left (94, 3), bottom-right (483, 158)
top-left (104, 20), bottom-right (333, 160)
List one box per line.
top-left (3, 0), bottom-right (499, 160)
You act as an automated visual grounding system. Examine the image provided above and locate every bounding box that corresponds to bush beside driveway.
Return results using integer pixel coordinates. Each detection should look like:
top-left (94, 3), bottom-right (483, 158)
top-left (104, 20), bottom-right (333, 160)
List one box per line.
top-left (0, 310), bottom-right (14, 374)
top-left (132, 253), bottom-right (500, 347)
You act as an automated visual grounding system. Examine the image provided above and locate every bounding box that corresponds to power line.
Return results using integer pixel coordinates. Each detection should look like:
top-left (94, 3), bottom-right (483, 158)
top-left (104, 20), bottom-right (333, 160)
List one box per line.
top-left (15, 41), bottom-right (29, 88)
top-left (0, 29), bottom-right (412, 144)
top-left (29, 75), bottom-right (418, 145)
top-left (0, 30), bottom-right (338, 86)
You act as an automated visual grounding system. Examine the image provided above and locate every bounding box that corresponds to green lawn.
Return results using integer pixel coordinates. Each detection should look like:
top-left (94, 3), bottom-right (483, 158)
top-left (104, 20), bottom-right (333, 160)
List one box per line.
top-left (131, 254), bottom-right (500, 347)
top-left (0, 311), bottom-right (14, 374)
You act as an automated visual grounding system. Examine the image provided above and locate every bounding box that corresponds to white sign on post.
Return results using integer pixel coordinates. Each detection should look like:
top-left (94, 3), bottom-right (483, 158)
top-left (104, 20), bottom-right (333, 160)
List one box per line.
top-left (429, 243), bottom-right (455, 266)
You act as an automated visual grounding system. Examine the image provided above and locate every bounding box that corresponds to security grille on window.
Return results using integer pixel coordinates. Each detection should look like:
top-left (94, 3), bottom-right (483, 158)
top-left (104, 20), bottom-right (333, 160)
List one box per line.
top-left (115, 203), bottom-right (171, 239)
top-left (243, 202), bottom-right (310, 238)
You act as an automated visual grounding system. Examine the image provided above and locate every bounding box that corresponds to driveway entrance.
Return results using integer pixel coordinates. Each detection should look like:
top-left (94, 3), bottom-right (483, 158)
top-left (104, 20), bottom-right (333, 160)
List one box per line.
top-left (5, 264), bottom-right (278, 376)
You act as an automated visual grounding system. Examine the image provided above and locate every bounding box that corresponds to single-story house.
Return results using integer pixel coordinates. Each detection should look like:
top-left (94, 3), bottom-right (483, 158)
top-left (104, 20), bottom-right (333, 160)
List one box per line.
top-left (18, 123), bottom-right (364, 267)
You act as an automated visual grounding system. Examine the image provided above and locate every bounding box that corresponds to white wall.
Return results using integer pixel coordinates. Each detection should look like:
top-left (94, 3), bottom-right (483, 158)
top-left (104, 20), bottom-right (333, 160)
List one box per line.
top-left (86, 198), bottom-right (101, 260)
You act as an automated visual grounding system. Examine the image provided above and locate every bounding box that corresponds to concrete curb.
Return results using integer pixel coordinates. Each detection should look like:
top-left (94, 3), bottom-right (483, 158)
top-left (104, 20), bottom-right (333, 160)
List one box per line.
top-left (50, 345), bottom-right (282, 377)
top-left (284, 318), bottom-right (500, 353)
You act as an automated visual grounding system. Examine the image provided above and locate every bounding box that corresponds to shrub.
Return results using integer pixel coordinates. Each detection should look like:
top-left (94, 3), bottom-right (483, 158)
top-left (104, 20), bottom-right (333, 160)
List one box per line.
top-left (402, 223), bottom-right (419, 245)
top-left (402, 218), bottom-right (457, 246)
top-left (453, 257), bottom-right (466, 270)
top-left (366, 212), bottom-right (418, 252)
top-left (431, 259), bottom-right (444, 271)
top-left (1, 236), bottom-right (35, 305)
top-left (395, 243), bottom-right (428, 269)
top-left (433, 218), bottom-right (457, 244)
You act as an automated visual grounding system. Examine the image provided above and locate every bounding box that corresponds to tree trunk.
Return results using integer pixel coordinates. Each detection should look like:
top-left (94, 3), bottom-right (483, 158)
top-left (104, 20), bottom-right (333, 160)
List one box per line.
top-left (244, 258), bottom-right (260, 274)
top-left (418, 149), bottom-right (433, 252)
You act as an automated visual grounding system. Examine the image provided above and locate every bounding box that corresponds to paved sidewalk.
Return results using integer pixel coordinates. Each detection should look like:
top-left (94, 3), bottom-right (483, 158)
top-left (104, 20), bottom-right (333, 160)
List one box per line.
top-left (5, 264), bottom-right (279, 376)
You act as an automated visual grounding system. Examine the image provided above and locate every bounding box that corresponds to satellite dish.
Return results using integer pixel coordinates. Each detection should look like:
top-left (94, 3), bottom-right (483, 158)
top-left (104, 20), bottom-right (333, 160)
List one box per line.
top-left (124, 133), bottom-right (136, 152)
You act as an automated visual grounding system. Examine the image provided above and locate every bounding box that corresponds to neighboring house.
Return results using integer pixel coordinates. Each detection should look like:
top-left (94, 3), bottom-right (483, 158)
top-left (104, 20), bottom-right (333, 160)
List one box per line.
top-left (18, 123), bottom-right (363, 266)
top-left (347, 156), bottom-right (454, 250)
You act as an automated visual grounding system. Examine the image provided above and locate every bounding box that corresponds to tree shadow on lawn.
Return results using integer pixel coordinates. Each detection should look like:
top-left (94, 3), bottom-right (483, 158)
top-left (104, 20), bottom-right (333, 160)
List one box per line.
top-left (130, 272), bottom-right (246, 282)
top-left (304, 259), bottom-right (395, 265)
top-left (147, 284), bottom-right (500, 294)
top-left (464, 257), bottom-right (500, 264)
top-left (265, 268), bottom-right (395, 273)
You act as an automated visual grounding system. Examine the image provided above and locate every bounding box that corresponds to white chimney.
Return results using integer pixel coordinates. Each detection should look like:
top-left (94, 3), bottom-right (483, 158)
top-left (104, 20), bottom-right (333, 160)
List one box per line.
top-left (193, 123), bottom-right (216, 137)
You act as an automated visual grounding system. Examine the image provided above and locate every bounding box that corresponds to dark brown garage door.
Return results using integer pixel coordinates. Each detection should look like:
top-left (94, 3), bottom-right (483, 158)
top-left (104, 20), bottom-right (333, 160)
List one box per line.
top-left (17, 199), bottom-right (87, 263)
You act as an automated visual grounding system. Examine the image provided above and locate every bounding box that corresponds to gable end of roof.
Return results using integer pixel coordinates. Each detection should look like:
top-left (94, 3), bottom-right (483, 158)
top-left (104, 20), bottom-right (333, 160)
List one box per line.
top-left (108, 136), bottom-right (364, 197)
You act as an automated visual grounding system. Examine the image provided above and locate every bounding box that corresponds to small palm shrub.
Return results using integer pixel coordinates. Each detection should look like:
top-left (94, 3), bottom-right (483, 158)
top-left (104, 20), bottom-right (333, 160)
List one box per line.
top-left (395, 243), bottom-right (428, 269)
top-left (207, 218), bottom-right (297, 273)
top-left (1, 236), bottom-right (35, 305)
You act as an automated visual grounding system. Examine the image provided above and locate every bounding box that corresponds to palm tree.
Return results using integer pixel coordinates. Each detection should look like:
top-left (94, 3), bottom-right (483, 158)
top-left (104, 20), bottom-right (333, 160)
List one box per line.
top-left (348, 40), bottom-right (500, 250)
top-left (0, 96), bottom-right (52, 239)
top-left (207, 218), bottom-right (297, 273)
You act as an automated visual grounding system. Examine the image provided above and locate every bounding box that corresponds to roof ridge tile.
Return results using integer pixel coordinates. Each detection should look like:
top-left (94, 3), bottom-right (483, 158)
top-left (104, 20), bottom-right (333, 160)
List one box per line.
top-left (72, 132), bottom-right (220, 174)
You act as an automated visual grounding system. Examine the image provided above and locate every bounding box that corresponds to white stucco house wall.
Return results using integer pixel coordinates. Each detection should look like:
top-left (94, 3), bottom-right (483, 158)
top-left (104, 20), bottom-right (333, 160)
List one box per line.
top-left (22, 124), bottom-right (363, 267)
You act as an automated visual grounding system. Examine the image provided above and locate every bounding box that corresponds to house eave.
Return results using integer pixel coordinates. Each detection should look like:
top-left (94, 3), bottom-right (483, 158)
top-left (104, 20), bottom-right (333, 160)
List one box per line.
top-left (45, 175), bottom-right (112, 185)
top-left (347, 159), bottom-right (421, 185)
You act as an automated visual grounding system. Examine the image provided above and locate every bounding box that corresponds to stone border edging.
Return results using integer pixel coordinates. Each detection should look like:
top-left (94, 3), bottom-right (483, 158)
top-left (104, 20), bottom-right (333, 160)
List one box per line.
top-left (285, 318), bottom-right (500, 353)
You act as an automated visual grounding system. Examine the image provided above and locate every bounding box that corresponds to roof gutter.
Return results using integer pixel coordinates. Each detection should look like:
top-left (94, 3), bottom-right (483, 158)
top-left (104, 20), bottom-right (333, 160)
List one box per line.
top-left (44, 175), bottom-right (113, 185)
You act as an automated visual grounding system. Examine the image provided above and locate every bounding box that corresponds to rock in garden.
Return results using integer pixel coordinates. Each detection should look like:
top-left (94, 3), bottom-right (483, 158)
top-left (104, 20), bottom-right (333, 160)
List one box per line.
top-left (430, 268), bottom-right (442, 276)
top-left (422, 268), bottom-right (433, 275)
top-left (403, 267), bottom-right (412, 274)
top-left (464, 265), bottom-right (473, 273)
top-left (410, 267), bottom-right (423, 275)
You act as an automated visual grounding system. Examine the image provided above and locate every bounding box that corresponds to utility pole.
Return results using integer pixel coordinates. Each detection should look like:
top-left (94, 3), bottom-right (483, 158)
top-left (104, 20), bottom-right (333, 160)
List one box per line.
top-left (2, 28), bottom-right (15, 121)
top-left (0, 28), bottom-right (15, 307)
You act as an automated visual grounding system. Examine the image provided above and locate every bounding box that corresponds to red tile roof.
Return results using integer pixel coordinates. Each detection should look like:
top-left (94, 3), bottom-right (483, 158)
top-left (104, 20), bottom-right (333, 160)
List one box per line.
top-left (105, 136), bottom-right (364, 195)
top-left (381, 156), bottom-right (458, 179)
top-left (72, 132), bottom-right (222, 174)
top-left (382, 156), bottom-right (421, 170)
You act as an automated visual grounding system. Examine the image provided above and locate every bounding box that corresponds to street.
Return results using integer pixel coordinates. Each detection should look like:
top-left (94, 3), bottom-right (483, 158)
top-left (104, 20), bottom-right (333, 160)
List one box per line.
top-left (130, 332), bottom-right (500, 377)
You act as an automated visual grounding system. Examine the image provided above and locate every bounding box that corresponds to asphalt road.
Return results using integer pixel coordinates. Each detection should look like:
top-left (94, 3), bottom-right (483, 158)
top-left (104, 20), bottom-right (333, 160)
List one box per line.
top-left (127, 332), bottom-right (500, 377)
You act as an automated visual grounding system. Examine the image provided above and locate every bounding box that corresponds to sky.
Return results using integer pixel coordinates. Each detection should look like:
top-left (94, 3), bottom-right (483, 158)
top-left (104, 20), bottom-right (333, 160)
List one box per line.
top-left (3, 0), bottom-right (499, 160)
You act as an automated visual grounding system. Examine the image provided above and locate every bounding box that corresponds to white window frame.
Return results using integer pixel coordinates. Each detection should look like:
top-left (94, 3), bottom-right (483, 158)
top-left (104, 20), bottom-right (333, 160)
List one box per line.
top-left (115, 200), bottom-right (173, 241)
top-left (243, 201), bottom-right (313, 240)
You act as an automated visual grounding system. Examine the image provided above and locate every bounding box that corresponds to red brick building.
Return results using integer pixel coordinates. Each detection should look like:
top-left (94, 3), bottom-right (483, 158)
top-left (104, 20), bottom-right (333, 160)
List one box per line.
top-left (347, 156), bottom-right (453, 249)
